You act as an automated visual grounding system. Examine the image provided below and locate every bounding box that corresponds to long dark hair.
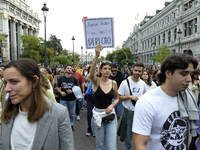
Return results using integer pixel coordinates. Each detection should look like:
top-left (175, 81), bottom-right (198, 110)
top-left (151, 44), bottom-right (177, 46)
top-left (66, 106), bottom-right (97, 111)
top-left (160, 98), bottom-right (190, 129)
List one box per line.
top-left (1, 58), bottom-right (49, 123)
top-left (141, 70), bottom-right (152, 86)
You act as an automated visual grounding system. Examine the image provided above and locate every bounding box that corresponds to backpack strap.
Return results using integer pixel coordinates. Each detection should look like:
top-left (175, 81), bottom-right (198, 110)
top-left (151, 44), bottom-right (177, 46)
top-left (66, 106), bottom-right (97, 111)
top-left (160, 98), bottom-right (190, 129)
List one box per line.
top-left (126, 79), bottom-right (136, 106)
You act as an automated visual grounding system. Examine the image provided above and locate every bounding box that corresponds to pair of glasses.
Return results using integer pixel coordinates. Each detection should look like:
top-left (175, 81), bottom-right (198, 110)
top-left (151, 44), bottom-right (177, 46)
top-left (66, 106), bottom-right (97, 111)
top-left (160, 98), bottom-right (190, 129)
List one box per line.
top-left (111, 70), bottom-right (117, 72)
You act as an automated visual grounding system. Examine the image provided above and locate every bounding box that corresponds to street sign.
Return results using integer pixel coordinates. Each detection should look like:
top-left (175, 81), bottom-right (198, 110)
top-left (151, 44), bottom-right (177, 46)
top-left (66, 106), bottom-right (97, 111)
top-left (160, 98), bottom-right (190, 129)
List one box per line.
top-left (197, 57), bottom-right (200, 62)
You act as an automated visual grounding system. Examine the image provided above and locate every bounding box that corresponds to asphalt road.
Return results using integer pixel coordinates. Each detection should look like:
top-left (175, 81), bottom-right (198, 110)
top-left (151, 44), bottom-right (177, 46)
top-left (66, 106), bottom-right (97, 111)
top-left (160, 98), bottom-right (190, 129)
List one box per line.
top-left (73, 105), bottom-right (125, 150)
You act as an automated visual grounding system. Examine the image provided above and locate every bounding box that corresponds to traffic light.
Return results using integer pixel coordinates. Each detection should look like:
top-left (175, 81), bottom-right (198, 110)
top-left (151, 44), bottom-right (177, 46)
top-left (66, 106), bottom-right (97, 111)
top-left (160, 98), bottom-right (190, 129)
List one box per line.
top-left (126, 60), bottom-right (128, 65)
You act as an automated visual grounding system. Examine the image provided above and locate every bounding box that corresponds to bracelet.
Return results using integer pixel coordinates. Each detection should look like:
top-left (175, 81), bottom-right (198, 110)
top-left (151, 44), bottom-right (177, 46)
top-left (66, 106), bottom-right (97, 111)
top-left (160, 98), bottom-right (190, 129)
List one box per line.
top-left (112, 103), bottom-right (116, 107)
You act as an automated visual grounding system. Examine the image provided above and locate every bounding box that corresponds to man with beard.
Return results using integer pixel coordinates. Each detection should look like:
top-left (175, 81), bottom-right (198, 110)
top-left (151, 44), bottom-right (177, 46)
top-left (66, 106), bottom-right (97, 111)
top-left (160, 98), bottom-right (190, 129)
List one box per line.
top-left (132, 53), bottom-right (199, 150)
top-left (117, 62), bottom-right (147, 150)
top-left (56, 64), bottom-right (79, 130)
top-left (109, 63), bottom-right (124, 120)
top-left (71, 64), bottom-right (85, 121)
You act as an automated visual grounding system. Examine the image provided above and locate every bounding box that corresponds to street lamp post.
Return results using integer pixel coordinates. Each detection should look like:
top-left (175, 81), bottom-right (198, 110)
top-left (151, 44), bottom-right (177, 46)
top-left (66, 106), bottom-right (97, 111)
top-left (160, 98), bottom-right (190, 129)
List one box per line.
top-left (72, 36), bottom-right (75, 64)
top-left (152, 41), bottom-right (156, 65)
top-left (41, 3), bottom-right (49, 68)
top-left (177, 29), bottom-right (182, 53)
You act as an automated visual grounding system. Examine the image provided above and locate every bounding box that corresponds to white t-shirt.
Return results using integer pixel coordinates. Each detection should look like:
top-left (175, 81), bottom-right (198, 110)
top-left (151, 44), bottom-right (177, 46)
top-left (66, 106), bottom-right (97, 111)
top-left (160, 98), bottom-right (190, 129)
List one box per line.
top-left (118, 78), bottom-right (147, 111)
top-left (146, 81), bottom-right (157, 91)
top-left (11, 109), bottom-right (37, 150)
top-left (132, 87), bottom-right (187, 150)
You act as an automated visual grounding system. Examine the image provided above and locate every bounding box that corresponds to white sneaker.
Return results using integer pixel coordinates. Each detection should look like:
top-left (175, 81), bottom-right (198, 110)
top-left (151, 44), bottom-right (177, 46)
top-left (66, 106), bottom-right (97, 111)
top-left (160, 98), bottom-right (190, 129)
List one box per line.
top-left (77, 116), bottom-right (80, 121)
top-left (86, 133), bottom-right (91, 136)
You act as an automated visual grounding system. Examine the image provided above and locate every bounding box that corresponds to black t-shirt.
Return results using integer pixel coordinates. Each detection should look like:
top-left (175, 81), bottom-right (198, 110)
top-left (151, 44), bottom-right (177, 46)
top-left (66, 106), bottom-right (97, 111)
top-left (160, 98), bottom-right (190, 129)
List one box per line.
top-left (109, 70), bottom-right (124, 88)
top-left (57, 75), bottom-right (79, 101)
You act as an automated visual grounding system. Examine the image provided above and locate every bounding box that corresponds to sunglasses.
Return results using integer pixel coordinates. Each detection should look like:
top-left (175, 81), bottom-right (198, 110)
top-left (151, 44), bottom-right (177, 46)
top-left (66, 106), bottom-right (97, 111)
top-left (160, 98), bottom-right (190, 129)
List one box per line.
top-left (111, 70), bottom-right (117, 72)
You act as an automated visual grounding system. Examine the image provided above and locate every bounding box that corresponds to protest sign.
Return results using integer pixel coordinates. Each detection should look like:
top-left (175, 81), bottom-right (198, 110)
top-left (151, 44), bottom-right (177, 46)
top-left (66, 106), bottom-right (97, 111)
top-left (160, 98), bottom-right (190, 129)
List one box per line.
top-left (84, 18), bottom-right (114, 49)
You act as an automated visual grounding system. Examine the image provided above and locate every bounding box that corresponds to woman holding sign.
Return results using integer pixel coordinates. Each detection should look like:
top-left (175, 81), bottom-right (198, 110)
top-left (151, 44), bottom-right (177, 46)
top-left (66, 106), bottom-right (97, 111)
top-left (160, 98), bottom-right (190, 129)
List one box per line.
top-left (90, 45), bottom-right (119, 150)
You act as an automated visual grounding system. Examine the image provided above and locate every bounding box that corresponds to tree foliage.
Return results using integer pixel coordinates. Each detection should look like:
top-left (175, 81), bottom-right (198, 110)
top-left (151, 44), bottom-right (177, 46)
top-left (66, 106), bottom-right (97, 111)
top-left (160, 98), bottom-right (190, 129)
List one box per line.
top-left (151, 45), bottom-right (170, 63)
top-left (46, 35), bottom-right (63, 55)
top-left (20, 34), bottom-right (54, 64)
top-left (51, 49), bottom-right (80, 66)
top-left (105, 47), bottom-right (138, 66)
top-left (0, 35), bottom-right (5, 57)
top-left (98, 56), bottom-right (105, 63)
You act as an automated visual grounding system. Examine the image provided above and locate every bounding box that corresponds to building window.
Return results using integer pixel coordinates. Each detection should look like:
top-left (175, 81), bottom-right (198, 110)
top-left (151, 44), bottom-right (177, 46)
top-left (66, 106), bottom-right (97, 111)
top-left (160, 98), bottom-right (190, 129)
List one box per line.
top-left (174, 28), bottom-right (177, 41)
top-left (184, 3), bottom-right (188, 11)
top-left (195, 18), bottom-right (197, 33)
top-left (158, 35), bottom-right (160, 45)
top-left (168, 31), bottom-right (171, 43)
top-left (174, 13), bottom-right (176, 19)
top-left (148, 40), bottom-right (149, 48)
top-left (154, 37), bottom-right (156, 46)
top-left (189, 0), bottom-right (194, 8)
top-left (163, 33), bottom-right (165, 44)
top-left (184, 23), bottom-right (187, 36)
top-left (189, 20), bottom-right (193, 35)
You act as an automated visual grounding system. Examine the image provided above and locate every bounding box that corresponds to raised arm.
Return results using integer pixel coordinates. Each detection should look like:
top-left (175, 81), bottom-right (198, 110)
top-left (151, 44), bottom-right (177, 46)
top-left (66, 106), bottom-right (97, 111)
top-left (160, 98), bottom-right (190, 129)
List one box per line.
top-left (90, 45), bottom-right (103, 86)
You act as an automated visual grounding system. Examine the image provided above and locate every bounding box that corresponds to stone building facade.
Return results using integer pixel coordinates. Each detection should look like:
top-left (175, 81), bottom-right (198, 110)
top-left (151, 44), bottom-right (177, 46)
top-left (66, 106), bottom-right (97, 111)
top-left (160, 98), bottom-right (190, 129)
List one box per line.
top-left (122, 0), bottom-right (200, 67)
top-left (0, 0), bottom-right (40, 62)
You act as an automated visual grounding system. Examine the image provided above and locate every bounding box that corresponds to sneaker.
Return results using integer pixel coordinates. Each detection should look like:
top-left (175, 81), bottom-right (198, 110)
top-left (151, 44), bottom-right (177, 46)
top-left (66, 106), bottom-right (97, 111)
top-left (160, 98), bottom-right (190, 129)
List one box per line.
top-left (93, 134), bottom-right (95, 137)
top-left (86, 133), bottom-right (92, 136)
top-left (77, 116), bottom-right (80, 121)
top-left (71, 126), bottom-right (74, 131)
top-left (81, 107), bottom-right (84, 110)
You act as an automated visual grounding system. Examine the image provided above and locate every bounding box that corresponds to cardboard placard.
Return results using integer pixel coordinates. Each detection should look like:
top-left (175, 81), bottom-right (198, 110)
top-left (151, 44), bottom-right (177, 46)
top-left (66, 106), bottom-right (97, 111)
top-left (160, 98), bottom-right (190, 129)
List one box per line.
top-left (84, 18), bottom-right (114, 49)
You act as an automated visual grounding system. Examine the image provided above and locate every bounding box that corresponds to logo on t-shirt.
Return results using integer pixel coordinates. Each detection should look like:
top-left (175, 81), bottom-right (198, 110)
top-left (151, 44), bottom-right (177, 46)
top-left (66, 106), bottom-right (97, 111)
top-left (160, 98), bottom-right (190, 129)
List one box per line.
top-left (61, 82), bottom-right (74, 89)
top-left (132, 87), bottom-right (140, 93)
top-left (160, 111), bottom-right (187, 150)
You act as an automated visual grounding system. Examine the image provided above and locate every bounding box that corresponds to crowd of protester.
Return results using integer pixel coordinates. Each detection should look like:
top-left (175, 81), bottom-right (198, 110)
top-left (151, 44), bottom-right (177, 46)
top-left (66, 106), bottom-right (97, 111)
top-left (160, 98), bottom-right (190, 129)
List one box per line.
top-left (0, 45), bottom-right (200, 150)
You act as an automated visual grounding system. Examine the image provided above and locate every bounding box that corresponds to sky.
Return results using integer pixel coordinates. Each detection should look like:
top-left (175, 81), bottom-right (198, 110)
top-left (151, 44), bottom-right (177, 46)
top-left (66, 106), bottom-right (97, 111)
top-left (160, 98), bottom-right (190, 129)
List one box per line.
top-left (28, 0), bottom-right (169, 57)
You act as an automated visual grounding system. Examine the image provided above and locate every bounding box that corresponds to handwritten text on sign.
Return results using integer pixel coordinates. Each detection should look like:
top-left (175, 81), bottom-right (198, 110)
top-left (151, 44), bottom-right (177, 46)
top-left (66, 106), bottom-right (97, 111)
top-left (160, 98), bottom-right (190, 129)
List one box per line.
top-left (84, 18), bottom-right (114, 49)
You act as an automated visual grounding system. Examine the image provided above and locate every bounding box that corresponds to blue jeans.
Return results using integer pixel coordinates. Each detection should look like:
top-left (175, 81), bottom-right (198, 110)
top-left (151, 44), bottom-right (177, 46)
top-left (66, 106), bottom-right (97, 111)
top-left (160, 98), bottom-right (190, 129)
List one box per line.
top-left (76, 99), bottom-right (80, 116)
top-left (92, 108), bottom-right (117, 150)
top-left (115, 101), bottom-right (123, 117)
top-left (124, 123), bottom-right (133, 150)
top-left (60, 99), bottom-right (76, 126)
top-left (87, 95), bottom-right (95, 134)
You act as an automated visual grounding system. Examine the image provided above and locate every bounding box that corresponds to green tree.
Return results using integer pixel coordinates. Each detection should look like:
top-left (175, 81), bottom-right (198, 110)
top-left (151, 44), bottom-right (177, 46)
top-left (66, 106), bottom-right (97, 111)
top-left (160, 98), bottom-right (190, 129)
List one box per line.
top-left (0, 35), bottom-right (5, 57)
top-left (105, 51), bottom-right (116, 62)
top-left (98, 56), bottom-right (105, 63)
top-left (51, 49), bottom-right (80, 66)
top-left (151, 45), bottom-right (170, 63)
top-left (113, 47), bottom-right (137, 66)
top-left (46, 35), bottom-right (63, 55)
top-left (21, 34), bottom-right (54, 64)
